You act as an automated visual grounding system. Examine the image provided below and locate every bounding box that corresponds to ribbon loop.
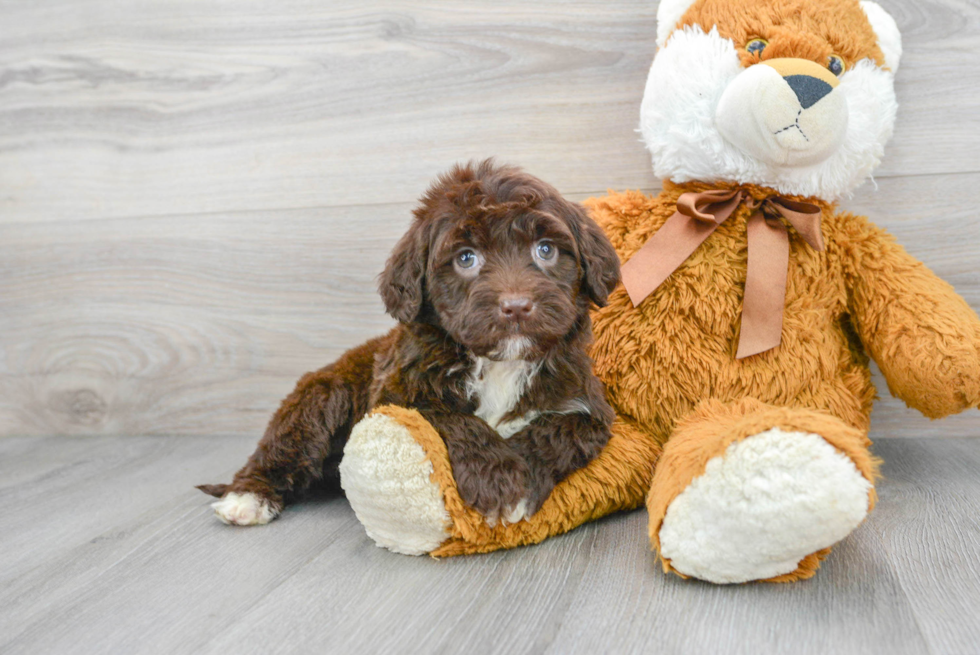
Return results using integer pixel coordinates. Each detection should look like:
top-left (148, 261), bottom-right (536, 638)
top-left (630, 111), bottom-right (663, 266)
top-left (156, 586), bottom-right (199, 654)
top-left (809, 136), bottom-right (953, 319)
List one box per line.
top-left (620, 189), bottom-right (824, 359)
top-left (676, 189), bottom-right (742, 225)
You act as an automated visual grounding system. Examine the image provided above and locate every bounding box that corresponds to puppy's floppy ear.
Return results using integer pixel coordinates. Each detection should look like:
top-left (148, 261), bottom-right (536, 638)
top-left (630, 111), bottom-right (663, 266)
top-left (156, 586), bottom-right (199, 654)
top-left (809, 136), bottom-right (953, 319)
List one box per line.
top-left (378, 218), bottom-right (430, 323)
top-left (562, 200), bottom-right (621, 307)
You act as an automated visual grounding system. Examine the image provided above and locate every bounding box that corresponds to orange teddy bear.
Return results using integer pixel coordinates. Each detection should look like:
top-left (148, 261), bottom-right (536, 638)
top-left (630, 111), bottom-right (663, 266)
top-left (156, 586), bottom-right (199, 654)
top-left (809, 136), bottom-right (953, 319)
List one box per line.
top-left (338, 0), bottom-right (980, 583)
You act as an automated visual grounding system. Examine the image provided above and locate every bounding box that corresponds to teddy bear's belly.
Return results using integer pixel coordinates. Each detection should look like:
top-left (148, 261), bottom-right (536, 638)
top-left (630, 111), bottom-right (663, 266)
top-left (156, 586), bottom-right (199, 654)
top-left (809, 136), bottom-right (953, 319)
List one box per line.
top-left (590, 246), bottom-right (874, 444)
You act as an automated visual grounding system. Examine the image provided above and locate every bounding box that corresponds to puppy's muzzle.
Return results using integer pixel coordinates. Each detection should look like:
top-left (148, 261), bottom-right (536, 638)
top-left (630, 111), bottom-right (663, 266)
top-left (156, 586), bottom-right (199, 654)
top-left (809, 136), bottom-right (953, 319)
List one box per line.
top-left (715, 57), bottom-right (848, 167)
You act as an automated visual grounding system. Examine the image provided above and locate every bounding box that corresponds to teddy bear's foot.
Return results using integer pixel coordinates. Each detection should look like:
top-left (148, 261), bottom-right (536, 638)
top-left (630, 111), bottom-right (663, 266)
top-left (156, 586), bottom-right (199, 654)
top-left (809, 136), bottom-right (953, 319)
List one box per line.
top-left (339, 409), bottom-right (452, 555)
top-left (659, 427), bottom-right (870, 583)
top-left (648, 399), bottom-right (879, 584)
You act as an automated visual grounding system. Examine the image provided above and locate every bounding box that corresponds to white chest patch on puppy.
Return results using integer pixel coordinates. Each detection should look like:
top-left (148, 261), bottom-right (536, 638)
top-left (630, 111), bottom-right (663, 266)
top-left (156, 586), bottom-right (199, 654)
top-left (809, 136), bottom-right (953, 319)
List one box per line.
top-left (466, 355), bottom-right (541, 437)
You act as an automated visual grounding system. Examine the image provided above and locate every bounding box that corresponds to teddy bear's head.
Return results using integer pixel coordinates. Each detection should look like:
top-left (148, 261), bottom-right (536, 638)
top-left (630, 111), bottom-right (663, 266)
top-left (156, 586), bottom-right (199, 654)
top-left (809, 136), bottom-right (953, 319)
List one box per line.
top-left (640, 0), bottom-right (902, 201)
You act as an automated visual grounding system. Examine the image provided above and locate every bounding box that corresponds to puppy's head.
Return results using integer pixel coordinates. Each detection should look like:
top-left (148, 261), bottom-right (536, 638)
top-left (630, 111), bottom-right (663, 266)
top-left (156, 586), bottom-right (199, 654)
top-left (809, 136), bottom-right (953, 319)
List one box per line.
top-left (379, 160), bottom-right (620, 361)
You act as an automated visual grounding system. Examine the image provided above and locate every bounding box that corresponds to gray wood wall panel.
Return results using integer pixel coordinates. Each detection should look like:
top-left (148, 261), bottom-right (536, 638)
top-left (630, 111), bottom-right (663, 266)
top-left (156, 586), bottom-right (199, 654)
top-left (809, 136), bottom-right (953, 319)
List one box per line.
top-left (1, 0), bottom-right (978, 438)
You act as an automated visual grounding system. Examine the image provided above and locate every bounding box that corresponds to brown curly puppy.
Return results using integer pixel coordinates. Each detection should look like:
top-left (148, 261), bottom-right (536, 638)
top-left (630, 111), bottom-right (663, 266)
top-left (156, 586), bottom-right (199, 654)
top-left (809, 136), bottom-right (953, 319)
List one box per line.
top-left (198, 160), bottom-right (621, 527)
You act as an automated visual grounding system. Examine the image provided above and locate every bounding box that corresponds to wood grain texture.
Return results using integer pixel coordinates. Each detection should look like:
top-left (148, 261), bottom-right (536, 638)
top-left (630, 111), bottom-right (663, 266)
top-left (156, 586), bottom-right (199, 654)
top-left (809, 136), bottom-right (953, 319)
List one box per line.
top-left (0, 0), bottom-right (659, 222)
top-left (870, 438), bottom-right (980, 654)
top-left (2, 435), bottom-right (979, 654)
top-left (0, 0), bottom-right (978, 223)
top-left (1, 0), bottom-right (979, 439)
top-left (0, 202), bottom-right (406, 436)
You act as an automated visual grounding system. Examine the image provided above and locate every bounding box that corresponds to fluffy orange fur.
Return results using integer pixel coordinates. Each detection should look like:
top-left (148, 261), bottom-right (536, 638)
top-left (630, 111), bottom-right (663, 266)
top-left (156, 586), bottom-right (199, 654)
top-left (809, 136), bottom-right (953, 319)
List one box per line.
top-left (592, 181), bottom-right (979, 577)
top-left (675, 0), bottom-right (888, 71)
top-left (591, 181), bottom-right (980, 444)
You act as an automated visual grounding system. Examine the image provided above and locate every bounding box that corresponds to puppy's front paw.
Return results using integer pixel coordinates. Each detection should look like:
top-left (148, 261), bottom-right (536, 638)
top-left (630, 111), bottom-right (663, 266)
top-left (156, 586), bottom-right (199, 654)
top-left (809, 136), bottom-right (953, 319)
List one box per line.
top-left (211, 492), bottom-right (279, 526)
top-left (497, 478), bottom-right (556, 526)
top-left (455, 454), bottom-right (532, 527)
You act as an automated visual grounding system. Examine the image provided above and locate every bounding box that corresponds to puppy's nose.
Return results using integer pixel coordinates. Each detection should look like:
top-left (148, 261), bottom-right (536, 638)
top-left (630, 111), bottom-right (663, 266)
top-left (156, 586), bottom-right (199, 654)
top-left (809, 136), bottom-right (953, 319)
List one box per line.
top-left (762, 58), bottom-right (839, 109)
top-left (499, 296), bottom-right (534, 321)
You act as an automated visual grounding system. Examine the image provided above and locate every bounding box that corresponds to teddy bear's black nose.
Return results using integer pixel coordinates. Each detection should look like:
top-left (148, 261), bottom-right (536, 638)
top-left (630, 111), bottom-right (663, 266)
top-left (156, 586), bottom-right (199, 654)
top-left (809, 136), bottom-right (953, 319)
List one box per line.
top-left (785, 75), bottom-right (833, 109)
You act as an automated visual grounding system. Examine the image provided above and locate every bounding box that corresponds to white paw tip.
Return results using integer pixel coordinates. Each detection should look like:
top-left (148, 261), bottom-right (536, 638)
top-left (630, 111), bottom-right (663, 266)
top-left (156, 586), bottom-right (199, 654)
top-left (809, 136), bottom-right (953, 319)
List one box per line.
top-left (659, 428), bottom-right (872, 584)
top-left (211, 492), bottom-right (278, 526)
top-left (485, 498), bottom-right (531, 528)
top-left (502, 498), bottom-right (531, 526)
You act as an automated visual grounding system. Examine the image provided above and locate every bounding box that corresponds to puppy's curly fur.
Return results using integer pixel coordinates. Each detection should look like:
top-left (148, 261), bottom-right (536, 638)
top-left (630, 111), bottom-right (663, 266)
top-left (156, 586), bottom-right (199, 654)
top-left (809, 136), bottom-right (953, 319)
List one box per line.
top-left (199, 160), bottom-right (621, 525)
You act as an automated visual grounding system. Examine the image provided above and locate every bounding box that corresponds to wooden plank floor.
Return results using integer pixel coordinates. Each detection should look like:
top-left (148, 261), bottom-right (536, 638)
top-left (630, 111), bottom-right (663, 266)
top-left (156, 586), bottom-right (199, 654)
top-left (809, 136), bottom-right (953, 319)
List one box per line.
top-left (1, 435), bottom-right (979, 655)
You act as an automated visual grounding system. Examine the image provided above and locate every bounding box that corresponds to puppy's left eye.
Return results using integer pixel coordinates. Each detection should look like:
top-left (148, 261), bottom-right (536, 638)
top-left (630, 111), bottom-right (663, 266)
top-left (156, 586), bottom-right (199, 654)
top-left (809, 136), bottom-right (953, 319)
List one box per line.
top-left (533, 240), bottom-right (557, 265)
top-left (456, 249), bottom-right (477, 268)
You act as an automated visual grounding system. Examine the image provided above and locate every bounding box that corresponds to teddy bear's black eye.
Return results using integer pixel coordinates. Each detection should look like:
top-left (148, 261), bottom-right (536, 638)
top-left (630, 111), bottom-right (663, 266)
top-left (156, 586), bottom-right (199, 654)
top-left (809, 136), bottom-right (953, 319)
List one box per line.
top-left (828, 54), bottom-right (845, 76)
top-left (746, 38), bottom-right (768, 56)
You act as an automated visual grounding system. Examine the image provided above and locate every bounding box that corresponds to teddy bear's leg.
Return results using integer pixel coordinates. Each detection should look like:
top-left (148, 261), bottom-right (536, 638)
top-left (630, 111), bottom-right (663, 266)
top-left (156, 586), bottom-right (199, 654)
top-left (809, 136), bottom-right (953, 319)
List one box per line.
top-left (340, 405), bottom-right (660, 556)
top-left (648, 398), bottom-right (879, 584)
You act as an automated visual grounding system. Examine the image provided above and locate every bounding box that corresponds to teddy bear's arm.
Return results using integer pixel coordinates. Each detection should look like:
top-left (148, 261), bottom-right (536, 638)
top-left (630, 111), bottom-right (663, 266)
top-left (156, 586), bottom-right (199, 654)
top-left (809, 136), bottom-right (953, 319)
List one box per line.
top-left (838, 212), bottom-right (980, 418)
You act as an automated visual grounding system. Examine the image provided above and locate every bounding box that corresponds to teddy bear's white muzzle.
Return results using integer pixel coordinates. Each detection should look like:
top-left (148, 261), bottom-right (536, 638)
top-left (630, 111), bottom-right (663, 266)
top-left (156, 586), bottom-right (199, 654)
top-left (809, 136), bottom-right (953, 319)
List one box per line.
top-left (715, 58), bottom-right (849, 167)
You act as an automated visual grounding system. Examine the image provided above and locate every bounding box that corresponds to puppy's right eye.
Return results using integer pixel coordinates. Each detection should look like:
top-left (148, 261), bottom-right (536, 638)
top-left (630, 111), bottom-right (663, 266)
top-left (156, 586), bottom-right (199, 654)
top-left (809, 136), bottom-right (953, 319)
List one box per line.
top-left (454, 248), bottom-right (482, 275)
top-left (456, 249), bottom-right (476, 268)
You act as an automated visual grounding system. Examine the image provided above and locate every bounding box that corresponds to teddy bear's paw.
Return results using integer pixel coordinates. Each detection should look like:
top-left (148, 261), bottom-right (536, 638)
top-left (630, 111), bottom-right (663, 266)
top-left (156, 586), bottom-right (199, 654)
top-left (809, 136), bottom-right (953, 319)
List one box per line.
top-left (211, 492), bottom-right (279, 526)
top-left (659, 427), bottom-right (871, 584)
top-left (340, 412), bottom-right (452, 555)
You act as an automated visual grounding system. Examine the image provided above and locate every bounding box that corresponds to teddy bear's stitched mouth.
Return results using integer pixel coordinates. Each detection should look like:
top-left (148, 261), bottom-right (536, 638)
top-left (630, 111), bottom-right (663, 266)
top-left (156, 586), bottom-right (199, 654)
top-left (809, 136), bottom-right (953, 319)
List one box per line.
top-left (773, 109), bottom-right (809, 142)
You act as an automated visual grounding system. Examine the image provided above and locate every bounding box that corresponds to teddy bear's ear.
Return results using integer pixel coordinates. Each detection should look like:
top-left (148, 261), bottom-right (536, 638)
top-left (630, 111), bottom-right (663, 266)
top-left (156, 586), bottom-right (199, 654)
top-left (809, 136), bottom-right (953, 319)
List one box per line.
top-left (860, 1), bottom-right (902, 73)
top-left (656, 0), bottom-right (699, 48)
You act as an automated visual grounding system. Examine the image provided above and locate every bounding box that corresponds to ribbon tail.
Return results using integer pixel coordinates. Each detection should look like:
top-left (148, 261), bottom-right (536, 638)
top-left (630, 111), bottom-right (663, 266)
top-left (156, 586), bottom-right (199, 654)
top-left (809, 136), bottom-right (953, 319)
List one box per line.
top-left (736, 212), bottom-right (790, 359)
top-left (773, 199), bottom-right (825, 251)
top-left (620, 210), bottom-right (721, 307)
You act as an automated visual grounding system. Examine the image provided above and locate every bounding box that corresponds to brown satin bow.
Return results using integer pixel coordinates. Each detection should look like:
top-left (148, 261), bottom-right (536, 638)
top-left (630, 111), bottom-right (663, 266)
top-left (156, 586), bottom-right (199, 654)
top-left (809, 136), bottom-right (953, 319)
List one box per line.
top-left (620, 189), bottom-right (824, 359)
